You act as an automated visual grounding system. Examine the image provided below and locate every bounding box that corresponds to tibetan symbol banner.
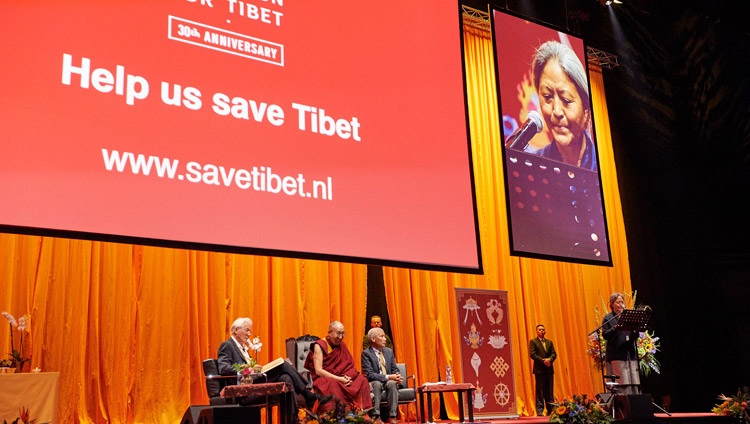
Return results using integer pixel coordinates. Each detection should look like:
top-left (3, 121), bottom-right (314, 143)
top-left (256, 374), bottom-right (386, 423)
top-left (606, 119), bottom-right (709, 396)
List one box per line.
top-left (455, 288), bottom-right (517, 418)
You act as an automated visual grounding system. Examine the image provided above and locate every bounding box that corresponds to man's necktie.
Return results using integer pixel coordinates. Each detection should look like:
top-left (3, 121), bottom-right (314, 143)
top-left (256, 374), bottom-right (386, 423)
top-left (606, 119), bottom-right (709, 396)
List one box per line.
top-left (378, 350), bottom-right (387, 375)
top-left (541, 339), bottom-right (547, 352)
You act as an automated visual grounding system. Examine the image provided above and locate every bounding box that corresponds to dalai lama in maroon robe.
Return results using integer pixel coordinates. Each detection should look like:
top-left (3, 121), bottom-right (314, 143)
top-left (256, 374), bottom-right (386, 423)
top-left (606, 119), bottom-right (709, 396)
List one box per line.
top-left (305, 321), bottom-right (373, 412)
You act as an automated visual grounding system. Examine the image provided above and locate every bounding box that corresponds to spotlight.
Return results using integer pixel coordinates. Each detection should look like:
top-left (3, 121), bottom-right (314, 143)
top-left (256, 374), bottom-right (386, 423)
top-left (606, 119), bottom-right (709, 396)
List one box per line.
top-left (598, 0), bottom-right (621, 5)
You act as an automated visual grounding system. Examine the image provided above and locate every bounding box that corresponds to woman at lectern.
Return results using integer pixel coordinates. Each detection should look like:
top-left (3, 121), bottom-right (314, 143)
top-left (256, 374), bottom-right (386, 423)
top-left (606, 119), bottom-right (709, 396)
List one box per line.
top-left (601, 292), bottom-right (640, 395)
top-left (530, 40), bottom-right (598, 171)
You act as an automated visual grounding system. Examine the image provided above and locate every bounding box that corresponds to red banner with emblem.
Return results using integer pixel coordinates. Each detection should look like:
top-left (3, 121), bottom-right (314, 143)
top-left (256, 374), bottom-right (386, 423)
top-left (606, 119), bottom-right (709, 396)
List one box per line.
top-left (455, 288), bottom-right (518, 418)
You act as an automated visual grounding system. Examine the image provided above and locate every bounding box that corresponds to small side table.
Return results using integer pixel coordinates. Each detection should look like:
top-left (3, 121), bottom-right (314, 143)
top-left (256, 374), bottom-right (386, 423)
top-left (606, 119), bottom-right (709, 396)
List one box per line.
top-left (418, 383), bottom-right (475, 423)
top-left (220, 381), bottom-right (293, 424)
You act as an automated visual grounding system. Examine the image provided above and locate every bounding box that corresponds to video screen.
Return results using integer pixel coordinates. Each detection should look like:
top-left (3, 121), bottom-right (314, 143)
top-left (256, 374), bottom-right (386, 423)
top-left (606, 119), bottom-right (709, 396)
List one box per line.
top-left (0, 1), bottom-right (481, 273)
top-left (492, 8), bottom-right (611, 265)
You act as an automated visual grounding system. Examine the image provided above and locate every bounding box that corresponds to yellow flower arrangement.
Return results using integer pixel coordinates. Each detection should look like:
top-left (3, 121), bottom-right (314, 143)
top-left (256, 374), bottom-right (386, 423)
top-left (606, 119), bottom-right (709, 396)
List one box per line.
top-left (587, 333), bottom-right (606, 371)
top-left (712, 387), bottom-right (750, 421)
top-left (298, 399), bottom-right (371, 424)
top-left (549, 394), bottom-right (613, 424)
top-left (636, 330), bottom-right (660, 376)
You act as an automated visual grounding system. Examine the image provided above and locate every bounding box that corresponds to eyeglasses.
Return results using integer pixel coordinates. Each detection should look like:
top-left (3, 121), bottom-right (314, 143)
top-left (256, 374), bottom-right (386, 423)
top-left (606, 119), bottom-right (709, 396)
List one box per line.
top-left (330, 330), bottom-right (345, 337)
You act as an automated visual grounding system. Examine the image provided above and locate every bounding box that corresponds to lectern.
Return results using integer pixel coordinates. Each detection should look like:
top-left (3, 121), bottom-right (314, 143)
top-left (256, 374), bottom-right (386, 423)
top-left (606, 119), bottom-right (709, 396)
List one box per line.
top-left (614, 309), bottom-right (651, 333)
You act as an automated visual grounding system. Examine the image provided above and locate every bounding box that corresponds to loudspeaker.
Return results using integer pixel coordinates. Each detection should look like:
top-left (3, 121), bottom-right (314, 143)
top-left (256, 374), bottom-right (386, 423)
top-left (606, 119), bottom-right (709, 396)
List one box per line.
top-left (596, 392), bottom-right (615, 404)
top-left (182, 405), bottom-right (210, 424)
top-left (614, 394), bottom-right (656, 422)
top-left (181, 405), bottom-right (260, 424)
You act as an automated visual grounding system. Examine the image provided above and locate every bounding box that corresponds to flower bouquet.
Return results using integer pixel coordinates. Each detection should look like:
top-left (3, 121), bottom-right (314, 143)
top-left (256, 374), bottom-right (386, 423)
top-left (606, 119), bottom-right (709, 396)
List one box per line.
top-left (587, 333), bottom-right (606, 371)
top-left (233, 361), bottom-right (257, 385)
top-left (549, 394), bottom-right (613, 424)
top-left (298, 398), bottom-right (371, 424)
top-left (636, 330), bottom-right (660, 376)
top-left (712, 387), bottom-right (750, 422)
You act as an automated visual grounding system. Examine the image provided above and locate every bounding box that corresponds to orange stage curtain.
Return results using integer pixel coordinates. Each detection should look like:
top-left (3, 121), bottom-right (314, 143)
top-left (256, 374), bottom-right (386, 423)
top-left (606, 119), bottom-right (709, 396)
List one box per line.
top-left (0, 238), bottom-right (367, 423)
top-left (0, 23), bottom-right (630, 424)
top-left (383, 26), bottom-right (632, 418)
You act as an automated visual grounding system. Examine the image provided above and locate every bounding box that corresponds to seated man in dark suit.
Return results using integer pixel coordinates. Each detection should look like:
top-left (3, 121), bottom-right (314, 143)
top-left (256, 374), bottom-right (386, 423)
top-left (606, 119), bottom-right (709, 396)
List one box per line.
top-left (218, 317), bottom-right (332, 417)
top-left (361, 327), bottom-right (403, 424)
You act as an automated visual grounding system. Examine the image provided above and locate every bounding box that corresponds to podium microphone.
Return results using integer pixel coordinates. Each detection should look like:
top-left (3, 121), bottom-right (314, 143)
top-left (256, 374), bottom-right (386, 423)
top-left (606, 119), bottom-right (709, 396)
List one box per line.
top-left (506, 111), bottom-right (543, 151)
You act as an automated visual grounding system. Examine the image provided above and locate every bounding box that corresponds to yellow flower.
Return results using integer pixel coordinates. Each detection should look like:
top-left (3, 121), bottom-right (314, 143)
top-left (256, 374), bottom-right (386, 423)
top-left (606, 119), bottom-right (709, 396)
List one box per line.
top-left (554, 405), bottom-right (568, 415)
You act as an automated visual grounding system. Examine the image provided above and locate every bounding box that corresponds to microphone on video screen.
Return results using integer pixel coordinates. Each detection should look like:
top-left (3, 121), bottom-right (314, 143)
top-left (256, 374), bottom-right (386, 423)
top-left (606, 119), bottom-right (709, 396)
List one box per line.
top-left (507, 110), bottom-right (543, 151)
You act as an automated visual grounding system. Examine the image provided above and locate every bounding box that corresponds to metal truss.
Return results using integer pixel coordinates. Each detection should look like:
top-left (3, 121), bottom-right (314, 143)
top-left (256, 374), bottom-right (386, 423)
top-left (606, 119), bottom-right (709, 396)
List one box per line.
top-left (460, 5), bottom-right (620, 71)
top-left (462, 5), bottom-right (491, 32)
top-left (586, 46), bottom-right (620, 69)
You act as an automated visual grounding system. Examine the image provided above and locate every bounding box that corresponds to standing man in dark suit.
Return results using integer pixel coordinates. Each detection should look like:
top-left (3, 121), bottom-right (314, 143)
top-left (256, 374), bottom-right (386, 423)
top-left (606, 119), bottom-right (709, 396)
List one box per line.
top-left (363, 315), bottom-right (394, 350)
top-left (217, 317), bottom-right (332, 416)
top-left (529, 324), bottom-right (557, 416)
top-left (362, 327), bottom-right (403, 424)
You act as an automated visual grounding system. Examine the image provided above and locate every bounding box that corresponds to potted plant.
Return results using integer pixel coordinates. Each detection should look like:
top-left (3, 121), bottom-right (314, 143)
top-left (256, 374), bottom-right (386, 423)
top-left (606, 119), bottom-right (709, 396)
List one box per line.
top-left (2, 311), bottom-right (30, 372)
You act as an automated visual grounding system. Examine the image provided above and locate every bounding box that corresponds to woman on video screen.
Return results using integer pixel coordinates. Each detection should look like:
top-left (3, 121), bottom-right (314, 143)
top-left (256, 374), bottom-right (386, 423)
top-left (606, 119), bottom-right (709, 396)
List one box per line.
top-left (531, 40), bottom-right (597, 171)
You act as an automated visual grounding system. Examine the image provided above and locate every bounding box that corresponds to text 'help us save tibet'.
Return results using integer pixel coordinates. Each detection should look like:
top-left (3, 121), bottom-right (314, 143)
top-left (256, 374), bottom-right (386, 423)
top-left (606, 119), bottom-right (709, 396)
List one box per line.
top-left (61, 54), bottom-right (362, 142)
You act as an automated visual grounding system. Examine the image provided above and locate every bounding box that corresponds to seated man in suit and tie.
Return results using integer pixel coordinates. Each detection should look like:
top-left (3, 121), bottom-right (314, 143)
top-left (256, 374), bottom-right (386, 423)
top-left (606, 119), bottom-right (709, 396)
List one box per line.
top-left (217, 317), bottom-right (332, 419)
top-left (361, 327), bottom-right (403, 424)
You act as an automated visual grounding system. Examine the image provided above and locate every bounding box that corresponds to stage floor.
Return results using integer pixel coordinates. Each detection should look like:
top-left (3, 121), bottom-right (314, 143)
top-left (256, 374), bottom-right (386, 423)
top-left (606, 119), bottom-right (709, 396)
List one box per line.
top-left (428, 412), bottom-right (731, 424)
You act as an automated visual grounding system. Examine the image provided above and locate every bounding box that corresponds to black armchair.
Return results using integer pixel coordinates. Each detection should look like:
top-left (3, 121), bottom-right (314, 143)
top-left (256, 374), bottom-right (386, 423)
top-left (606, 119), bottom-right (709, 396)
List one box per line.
top-left (373, 363), bottom-right (417, 423)
top-left (285, 334), bottom-right (319, 390)
top-left (202, 358), bottom-right (238, 405)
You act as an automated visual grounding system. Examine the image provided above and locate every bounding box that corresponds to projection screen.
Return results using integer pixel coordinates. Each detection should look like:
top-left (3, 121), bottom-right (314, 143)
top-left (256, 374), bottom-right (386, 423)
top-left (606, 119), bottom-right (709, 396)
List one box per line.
top-left (492, 8), bottom-right (612, 265)
top-left (0, 1), bottom-right (482, 273)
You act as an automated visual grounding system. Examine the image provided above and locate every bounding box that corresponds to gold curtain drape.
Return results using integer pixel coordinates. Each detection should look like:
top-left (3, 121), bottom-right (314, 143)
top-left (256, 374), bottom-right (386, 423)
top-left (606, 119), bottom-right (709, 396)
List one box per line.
top-left (0, 24), bottom-right (631, 423)
top-left (383, 26), bottom-right (632, 418)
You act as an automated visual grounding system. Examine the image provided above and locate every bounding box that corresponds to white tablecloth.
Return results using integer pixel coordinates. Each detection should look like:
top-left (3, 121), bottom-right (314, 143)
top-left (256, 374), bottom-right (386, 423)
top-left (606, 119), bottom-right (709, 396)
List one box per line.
top-left (0, 372), bottom-right (59, 423)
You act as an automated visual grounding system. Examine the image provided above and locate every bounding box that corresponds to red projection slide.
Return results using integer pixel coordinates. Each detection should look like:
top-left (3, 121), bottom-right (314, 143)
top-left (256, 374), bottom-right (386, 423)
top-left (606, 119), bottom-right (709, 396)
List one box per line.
top-left (0, 1), bottom-right (481, 272)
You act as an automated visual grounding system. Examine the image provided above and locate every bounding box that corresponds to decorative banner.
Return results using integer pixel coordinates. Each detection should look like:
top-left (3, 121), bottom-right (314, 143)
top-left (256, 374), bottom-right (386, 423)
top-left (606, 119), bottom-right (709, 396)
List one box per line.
top-left (455, 288), bottom-right (517, 418)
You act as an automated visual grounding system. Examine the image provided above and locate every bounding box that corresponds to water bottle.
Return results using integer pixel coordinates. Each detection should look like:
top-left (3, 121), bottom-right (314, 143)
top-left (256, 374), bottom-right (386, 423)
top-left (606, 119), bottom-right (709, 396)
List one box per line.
top-left (445, 365), bottom-right (453, 384)
top-left (237, 372), bottom-right (243, 385)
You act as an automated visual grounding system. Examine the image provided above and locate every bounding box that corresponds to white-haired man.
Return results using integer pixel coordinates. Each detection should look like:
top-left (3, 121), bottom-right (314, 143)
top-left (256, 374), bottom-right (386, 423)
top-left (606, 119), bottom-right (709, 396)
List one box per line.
top-left (218, 317), bottom-right (332, 418)
top-left (361, 327), bottom-right (403, 424)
